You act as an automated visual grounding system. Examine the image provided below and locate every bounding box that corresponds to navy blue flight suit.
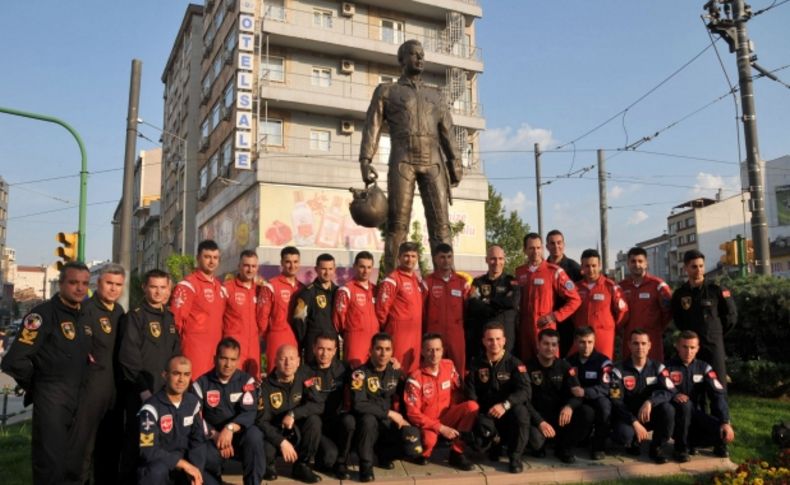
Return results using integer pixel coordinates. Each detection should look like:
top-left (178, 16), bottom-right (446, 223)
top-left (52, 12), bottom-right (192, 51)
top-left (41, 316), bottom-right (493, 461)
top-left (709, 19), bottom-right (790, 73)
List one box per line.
top-left (309, 359), bottom-right (356, 469)
top-left (566, 350), bottom-right (614, 452)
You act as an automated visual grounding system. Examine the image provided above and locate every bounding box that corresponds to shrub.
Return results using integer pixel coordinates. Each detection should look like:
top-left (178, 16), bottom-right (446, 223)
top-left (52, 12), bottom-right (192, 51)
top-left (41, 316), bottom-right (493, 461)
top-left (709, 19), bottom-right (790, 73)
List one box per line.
top-left (727, 356), bottom-right (790, 397)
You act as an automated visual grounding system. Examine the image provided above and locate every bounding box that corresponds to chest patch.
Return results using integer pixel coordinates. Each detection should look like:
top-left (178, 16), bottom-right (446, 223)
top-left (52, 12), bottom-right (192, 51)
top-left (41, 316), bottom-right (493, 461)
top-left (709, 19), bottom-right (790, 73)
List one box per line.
top-left (99, 317), bottom-right (112, 334)
top-left (270, 391), bottom-right (283, 409)
top-left (230, 392), bottom-right (242, 403)
top-left (533, 278), bottom-right (544, 286)
top-left (592, 293), bottom-right (605, 301)
top-left (149, 321), bottom-right (161, 338)
top-left (61, 321), bottom-right (76, 340)
top-left (207, 390), bottom-right (221, 407)
top-left (639, 292), bottom-right (651, 300)
top-left (646, 376), bottom-right (657, 385)
top-left (693, 374), bottom-right (704, 383)
top-left (160, 414), bottom-right (173, 433)
top-left (235, 292), bottom-right (246, 306)
top-left (316, 294), bottom-right (327, 309)
top-left (585, 371), bottom-right (598, 379)
top-left (451, 289), bottom-right (462, 298)
top-left (670, 371), bottom-right (683, 385)
top-left (623, 375), bottom-right (636, 391)
top-left (204, 288), bottom-right (215, 303)
top-left (478, 368), bottom-right (489, 383)
top-left (431, 285), bottom-right (444, 298)
top-left (531, 371), bottom-right (543, 386)
top-left (280, 289), bottom-right (291, 303)
top-left (355, 293), bottom-right (367, 306)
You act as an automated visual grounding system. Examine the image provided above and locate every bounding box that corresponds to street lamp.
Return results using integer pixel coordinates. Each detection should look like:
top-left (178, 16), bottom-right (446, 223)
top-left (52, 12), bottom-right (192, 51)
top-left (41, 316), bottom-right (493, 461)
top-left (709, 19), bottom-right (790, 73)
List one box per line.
top-left (137, 118), bottom-right (189, 256)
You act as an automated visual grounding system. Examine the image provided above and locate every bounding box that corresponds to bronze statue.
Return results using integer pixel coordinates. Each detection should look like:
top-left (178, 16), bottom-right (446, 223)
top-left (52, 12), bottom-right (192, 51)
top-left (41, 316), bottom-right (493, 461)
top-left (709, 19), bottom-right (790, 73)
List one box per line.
top-left (359, 39), bottom-right (463, 272)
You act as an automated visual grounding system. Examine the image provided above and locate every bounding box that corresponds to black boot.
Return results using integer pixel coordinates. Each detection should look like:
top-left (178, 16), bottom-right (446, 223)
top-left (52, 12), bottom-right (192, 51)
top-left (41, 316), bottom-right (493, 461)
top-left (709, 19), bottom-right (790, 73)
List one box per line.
top-left (508, 455), bottom-right (524, 473)
top-left (449, 450), bottom-right (474, 471)
top-left (359, 463), bottom-right (375, 483)
top-left (649, 445), bottom-right (668, 465)
top-left (292, 463), bottom-right (322, 483)
top-left (333, 463), bottom-right (350, 480)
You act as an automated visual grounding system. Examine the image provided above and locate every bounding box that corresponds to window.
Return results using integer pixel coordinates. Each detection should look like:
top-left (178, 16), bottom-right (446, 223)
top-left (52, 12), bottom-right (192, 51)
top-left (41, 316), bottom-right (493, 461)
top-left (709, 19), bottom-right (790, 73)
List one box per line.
top-left (313, 8), bottom-right (333, 29)
top-left (688, 233), bottom-right (696, 243)
top-left (311, 67), bottom-right (331, 87)
top-left (379, 75), bottom-right (396, 84)
top-left (260, 56), bottom-right (284, 82)
top-left (260, 119), bottom-right (283, 146)
top-left (211, 102), bottom-right (221, 131)
top-left (687, 217), bottom-right (696, 227)
top-left (223, 80), bottom-right (234, 108)
top-left (199, 166), bottom-right (208, 194)
top-left (221, 138), bottom-right (233, 168)
top-left (202, 74), bottom-right (212, 93)
top-left (224, 30), bottom-right (236, 54)
top-left (209, 153), bottom-right (219, 181)
top-left (377, 134), bottom-right (391, 165)
top-left (310, 130), bottom-right (330, 151)
top-left (201, 119), bottom-right (209, 138)
top-left (381, 19), bottom-right (405, 44)
top-left (214, 6), bottom-right (225, 31)
top-left (462, 142), bottom-right (473, 168)
top-left (263, 0), bottom-right (285, 21)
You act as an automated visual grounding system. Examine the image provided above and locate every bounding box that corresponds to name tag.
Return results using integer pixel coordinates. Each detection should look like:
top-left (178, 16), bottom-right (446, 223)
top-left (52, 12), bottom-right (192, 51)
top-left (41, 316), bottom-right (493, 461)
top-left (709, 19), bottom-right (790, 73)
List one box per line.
top-left (534, 278), bottom-right (544, 285)
top-left (451, 289), bottom-right (462, 297)
top-left (646, 376), bottom-right (657, 385)
top-left (441, 380), bottom-right (451, 390)
top-left (230, 392), bottom-right (242, 402)
top-left (593, 293), bottom-right (605, 301)
top-left (585, 371), bottom-right (598, 379)
top-left (693, 374), bottom-right (703, 383)
top-left (639, 292), bottom-right (651, 299)
top-left (183, 416), bottom-right (194, 426)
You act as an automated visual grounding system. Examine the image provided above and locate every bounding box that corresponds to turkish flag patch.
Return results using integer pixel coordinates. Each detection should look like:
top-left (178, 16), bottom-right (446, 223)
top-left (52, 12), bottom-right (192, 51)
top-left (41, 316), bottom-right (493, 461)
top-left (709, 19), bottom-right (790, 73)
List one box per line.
top-left (517, 365), bottom-right (527, 373)
top-left (568, 367), bottom-right (577, 377)
top-left (160, 414), bottom-right (173, 433)
top-left (243, 383), bottom-right (256, 392)
top-left (623, 376), bottom-right (636, 391)
top-left (207, 390), bottom-right (221, 407)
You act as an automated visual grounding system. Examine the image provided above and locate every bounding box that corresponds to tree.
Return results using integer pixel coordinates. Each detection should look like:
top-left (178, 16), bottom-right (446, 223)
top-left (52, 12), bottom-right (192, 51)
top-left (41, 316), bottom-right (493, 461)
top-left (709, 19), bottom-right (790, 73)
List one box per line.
top-left (485, 183), bottom-right (530, 274)
top-left (166, 254), bottom-right (196, 283)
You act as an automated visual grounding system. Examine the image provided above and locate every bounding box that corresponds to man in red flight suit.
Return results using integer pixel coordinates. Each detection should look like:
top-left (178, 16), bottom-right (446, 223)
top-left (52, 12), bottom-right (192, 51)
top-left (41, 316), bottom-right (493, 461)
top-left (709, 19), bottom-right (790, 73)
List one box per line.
top-left (421, 243), bottom-right (471, 376)
top-left (171, 239), bottom-right (228, 378)
top-left (619, 247), bottom-right (672, 361)
top-left (223, 249), bottom-right (263, 379)
top-left (258, 246), bottom-right (304, 373)
top-left (333, 251), bottom-right (379, 368)
top-left (376, 242), bottom-right (424, 374)
top-left (572, 248), bottom-right (627, 360)
top-left (404, 334), bottom-right (478, 470)
top-left (515, 233), bottom-right (581, 362)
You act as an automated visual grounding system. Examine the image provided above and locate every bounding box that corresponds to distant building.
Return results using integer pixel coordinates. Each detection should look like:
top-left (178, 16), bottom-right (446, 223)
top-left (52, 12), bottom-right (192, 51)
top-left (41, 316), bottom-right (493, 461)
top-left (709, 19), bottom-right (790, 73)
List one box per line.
top-left (761, 155), bottom-right (790, 242)
top-left (635, 233), bottom-right (670, 283)
top-left (667, 193), bottom-right (751, 283)
top-left (0, 176), bottom-right (8, 285)
top-left (133, 148), bottom-right (162, 275)
top-left (12, 265), bottom-right (58, 315)
top-left (769, 236), bottom-right (790, 277)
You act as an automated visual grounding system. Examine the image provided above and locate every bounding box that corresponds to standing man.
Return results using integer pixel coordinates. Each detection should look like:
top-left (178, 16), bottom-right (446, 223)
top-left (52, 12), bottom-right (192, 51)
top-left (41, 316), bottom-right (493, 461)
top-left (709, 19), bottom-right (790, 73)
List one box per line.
top-left (293, 253), bottom-right (338, 364)
top-left (421, 243), bottom-right (471, 376)
top-left (465, 322), bottom-right (531, 474)
top-left (572, 248), bottom-right (627, 360)
top-left (1, 262), bottom-right (91, 485)
top-left (546, 229), bottom-right (583, 355)
top-left (351, 333), bottom-right (422, 482)
top-left (136, 355), bottom-right (207, 485)
top-left (404, 334), bottom-right (478, 470)
top-left (65, 263), bottom-right (126, 484)
top-left (525, 329), bottom-right (593, 464)
top-left (515, 233), bottom-right (581, 362)
top-left (375, 242), bottom-right (424, 374)
top-left (333, 251), bottom-right (379, 368)
top-left (359, 39), bottom-right (462, 272)
top-left (255, 344), bottom-right (323, 483)
top-left (619, 247), bottom-right (672, 361)
top-left (223, 250), bottom-right (263, 379)
top-left (259, 246), bottom-right (305, 373)
top-left (467, 245), bottom-right (519, 357)
top-left (194, 338), bottom-right (265, 485)
top-left (672, 250), bottom-right (737, 389)
top-left (171, 239), bottom-right (228, 378)
top-left (118, 269), bottom-right (182, 484)
top-left (610, 329), bottom-right (676, 464)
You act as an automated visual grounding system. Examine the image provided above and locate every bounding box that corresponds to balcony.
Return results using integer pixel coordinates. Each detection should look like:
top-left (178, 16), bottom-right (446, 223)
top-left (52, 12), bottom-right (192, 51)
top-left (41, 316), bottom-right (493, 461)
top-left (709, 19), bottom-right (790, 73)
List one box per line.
top-left (259, 71), bottom-right (485, 130)
top-left (260, 5), bottom-right (483, 74)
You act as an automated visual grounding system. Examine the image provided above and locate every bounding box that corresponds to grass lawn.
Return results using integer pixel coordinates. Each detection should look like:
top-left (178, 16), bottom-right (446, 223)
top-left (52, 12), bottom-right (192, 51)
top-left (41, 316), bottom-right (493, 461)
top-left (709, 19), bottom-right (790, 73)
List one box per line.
top-left (0, 420), bottom-right (32, 485)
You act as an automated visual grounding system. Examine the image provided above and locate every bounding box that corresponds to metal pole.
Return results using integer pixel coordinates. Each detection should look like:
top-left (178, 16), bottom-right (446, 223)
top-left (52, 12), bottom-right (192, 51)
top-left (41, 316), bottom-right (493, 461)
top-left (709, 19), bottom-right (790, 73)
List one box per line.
top-left (534, 143), bottom-right (543, 239)
top-left (0, 107), bottom-right (88, 261)
top-left (598, 149), bottom-right (608, 271)
top-left (732, 0), bottom-right (771, 274)
top-left (119, 59), bottom-right (142, 309)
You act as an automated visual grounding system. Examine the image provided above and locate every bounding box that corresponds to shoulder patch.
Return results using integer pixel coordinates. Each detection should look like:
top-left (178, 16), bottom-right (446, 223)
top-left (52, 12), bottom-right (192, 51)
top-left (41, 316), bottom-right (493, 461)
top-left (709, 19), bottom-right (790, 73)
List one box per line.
top-left (23, 313), bottom-right (43, 331)
top-left (564, 280), bottom-right (575, 291)
top-left (351, 369), bottom-right (365, 390)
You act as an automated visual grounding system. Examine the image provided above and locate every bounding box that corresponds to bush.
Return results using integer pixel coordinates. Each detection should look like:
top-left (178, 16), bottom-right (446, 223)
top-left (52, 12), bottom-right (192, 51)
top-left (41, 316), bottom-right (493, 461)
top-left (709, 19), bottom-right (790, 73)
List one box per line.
top-left (705, 449), bottom-right (790, 484)
top-left (727, 357), bottom-right (790, 397)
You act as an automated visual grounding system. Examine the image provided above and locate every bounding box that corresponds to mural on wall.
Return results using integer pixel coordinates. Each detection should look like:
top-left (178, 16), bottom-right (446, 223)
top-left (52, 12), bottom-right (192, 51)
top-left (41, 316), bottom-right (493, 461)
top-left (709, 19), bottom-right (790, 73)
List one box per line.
top-left (199, 188), bottom-right (259, 277)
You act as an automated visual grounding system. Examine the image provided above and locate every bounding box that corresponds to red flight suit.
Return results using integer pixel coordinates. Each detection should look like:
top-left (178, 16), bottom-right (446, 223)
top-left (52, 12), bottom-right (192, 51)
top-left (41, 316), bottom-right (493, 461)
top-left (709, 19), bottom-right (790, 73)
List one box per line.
top-left (171, 271), bottom-right (228, 378)
top-left (515, 260), bottom-right (581, 362)
top-left (619, 274), bottom-right (672, 361)
top-left (404, 359), bottom-right (479, 457)
top-left (333, 280), bottom-right (378, 369)
top-left (258, 274), bottom-right (304, 373)
top-left (572, 276), bottom-right (628, 360)
top-left (421, 272), bottom-right (471, 376)
top-left (223, 277), bottom-right (262, 379)
top-left (375, 269), bottom-right (424, 374)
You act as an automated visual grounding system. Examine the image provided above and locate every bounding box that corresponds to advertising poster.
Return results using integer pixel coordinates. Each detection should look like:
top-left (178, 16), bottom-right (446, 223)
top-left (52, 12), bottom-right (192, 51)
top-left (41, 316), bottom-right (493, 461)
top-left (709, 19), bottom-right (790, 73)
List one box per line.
top-left (777, 186), bottom-right (790, 226)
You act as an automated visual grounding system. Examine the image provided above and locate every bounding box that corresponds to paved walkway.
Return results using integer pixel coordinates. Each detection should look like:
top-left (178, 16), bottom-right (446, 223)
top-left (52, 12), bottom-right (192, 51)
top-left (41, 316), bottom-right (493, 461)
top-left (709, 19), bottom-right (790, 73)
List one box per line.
top-left (0, 369), bottom-right (29, 426)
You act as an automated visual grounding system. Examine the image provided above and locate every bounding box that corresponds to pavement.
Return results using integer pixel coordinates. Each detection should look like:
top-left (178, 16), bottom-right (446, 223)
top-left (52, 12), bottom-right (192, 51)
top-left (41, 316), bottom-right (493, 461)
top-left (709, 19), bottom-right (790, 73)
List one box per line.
top-left (219, 443), bottom-right (735, 484)
top-left (0, 368), bottom-right (29, 426)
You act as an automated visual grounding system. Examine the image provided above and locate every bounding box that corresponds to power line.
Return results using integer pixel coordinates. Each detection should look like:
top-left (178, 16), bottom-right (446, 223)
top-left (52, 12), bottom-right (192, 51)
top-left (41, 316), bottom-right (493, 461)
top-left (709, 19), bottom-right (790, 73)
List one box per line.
top-left (753, 0), bottom-right (790, 16)
top-left (7, 200), bottom-right (117, 220)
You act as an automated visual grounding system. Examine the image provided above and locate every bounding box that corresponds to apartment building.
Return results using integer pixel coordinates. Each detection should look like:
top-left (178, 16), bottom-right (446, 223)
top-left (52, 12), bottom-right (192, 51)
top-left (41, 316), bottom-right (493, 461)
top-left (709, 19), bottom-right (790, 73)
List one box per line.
top-left (133, 148), bottom-right (163, 275)
top-left (172, 0), bottom-right (487, 277)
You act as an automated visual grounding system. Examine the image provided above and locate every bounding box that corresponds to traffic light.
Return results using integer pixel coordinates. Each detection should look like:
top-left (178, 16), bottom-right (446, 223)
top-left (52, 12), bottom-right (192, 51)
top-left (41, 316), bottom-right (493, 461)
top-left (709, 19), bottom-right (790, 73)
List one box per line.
top-left (55, 232), bottom-right (79, 270)
top-left (719, 240), bottom-right (739, 266)
top-left (745, 239), bottom-right (755, 264)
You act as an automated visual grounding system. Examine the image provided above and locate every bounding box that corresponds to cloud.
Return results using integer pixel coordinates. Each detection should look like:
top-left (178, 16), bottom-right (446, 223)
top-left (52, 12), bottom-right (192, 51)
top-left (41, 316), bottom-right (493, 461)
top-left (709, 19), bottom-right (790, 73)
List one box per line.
top-left (692, 172), bottom-right (742, 197)
top-left (503, 191), bottom-right (535, 215)
top-left (627, 210), bottom-right (649, 225)
top-left (610, 185), bottom-right (624, 199)
top-left (480, 123), bottom-right (558, 152)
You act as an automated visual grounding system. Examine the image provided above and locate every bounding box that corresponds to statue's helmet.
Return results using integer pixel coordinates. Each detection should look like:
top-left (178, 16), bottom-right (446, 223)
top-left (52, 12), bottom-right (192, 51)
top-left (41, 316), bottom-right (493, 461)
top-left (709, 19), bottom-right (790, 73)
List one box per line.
top-left (349, 182), bottom-right (388, 228)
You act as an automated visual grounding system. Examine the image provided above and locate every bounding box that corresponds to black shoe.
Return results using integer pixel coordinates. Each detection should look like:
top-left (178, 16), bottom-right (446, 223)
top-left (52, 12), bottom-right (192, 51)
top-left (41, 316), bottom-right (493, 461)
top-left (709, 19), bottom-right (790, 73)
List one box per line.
top-left (377, 459), bottom-right (394, 470)
top-left (591, 450), bottom-right (606, 460)
top-left (264, 466), bottom-right (278, 481)
top-left (673, 451), bottom-right (690, 463)
top-left (292, 463), bottom-right (322, 484)
top-left (488, 445), bottom-right (503, 462)
top-left (688, 447), bottom-right (698, 456)
top-left (334, 463), bottom-right (350, 480)
top-left (555, 449), bottom-right (576, 464)
top-left (713, 444), bottom-right (729, 458)
top-left (449, 451), bottom-right (474, 471)
top-left (649, 446), bottom-right (668, 465)
top-left (359, 464), bottom-right (375, 483)
top-left (626, 441), bottom-right (641, 456)
top-left (530, 447), bottom-right (547, 458)
top-left (508, 457), bottom-right (524, 474)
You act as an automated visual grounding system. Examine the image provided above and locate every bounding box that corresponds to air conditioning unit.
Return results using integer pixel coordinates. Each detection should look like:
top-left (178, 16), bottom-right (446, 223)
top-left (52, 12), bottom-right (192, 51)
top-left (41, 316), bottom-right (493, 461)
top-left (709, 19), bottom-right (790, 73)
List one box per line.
top-left (222, 49), bottom-right (234, 65)
top-left (340, 120), bottom-right (354, 134)
top-left (221, 105), bottom-right (232, 121)
top-left (340, 59), bottom-right (355, 74)
top-left (341, 2), bottom-right (355, 17)
top-left (199, 136), bottom-right (210, 152)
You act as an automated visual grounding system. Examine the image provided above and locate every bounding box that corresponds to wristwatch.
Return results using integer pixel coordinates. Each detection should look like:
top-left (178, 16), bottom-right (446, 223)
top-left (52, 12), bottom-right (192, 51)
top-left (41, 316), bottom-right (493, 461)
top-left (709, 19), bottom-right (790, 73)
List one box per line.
top-left (225, 423), bottom-right (237, 432)
top-left (287, 411), bottom-right (295, 419)
top-left (502, 400), bottom-right (511, 411)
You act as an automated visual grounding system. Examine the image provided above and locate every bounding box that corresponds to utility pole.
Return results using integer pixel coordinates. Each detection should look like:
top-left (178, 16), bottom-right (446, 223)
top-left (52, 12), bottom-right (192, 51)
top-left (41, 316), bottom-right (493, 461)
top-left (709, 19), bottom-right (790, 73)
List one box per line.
top-left (597, 149), bottom-right (609, 271)
top-left (534, 143), bottom-right (544, 239)
top-left (705, 0), bottom-right (771, 275)
top-left (119, 59), bottom-right (142, 308)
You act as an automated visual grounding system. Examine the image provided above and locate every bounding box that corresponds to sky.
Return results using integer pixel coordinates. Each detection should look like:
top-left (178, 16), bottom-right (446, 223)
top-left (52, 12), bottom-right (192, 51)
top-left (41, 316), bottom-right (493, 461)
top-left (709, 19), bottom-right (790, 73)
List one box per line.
top-left (1, 1), bottom-right (788, 268)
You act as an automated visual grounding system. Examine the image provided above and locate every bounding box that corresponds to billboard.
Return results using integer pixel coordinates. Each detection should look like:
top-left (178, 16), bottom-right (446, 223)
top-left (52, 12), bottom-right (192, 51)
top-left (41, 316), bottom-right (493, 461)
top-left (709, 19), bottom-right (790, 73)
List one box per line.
top-left (199, 187), bottom-right (259, 276)
top-left (777, 185), bottom-right (790, 226)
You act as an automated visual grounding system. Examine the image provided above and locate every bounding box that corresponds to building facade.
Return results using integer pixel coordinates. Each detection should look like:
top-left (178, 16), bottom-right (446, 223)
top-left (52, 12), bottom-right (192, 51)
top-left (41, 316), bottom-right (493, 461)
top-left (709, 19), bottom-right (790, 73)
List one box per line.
top-left (636, 233), bottom-right (670, 283)
top-left (133, 148), bottom-right (163, 275)
top-left (162, 0), bottom-right (488, 278)
top-left (0, 177), bottom-right (7, 285)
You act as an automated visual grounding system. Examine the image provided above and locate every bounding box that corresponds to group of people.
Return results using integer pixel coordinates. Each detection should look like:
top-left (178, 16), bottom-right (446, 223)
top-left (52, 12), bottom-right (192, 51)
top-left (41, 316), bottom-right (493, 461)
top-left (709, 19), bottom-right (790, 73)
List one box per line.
top-left (0, 231), bottom-right (738, 485)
